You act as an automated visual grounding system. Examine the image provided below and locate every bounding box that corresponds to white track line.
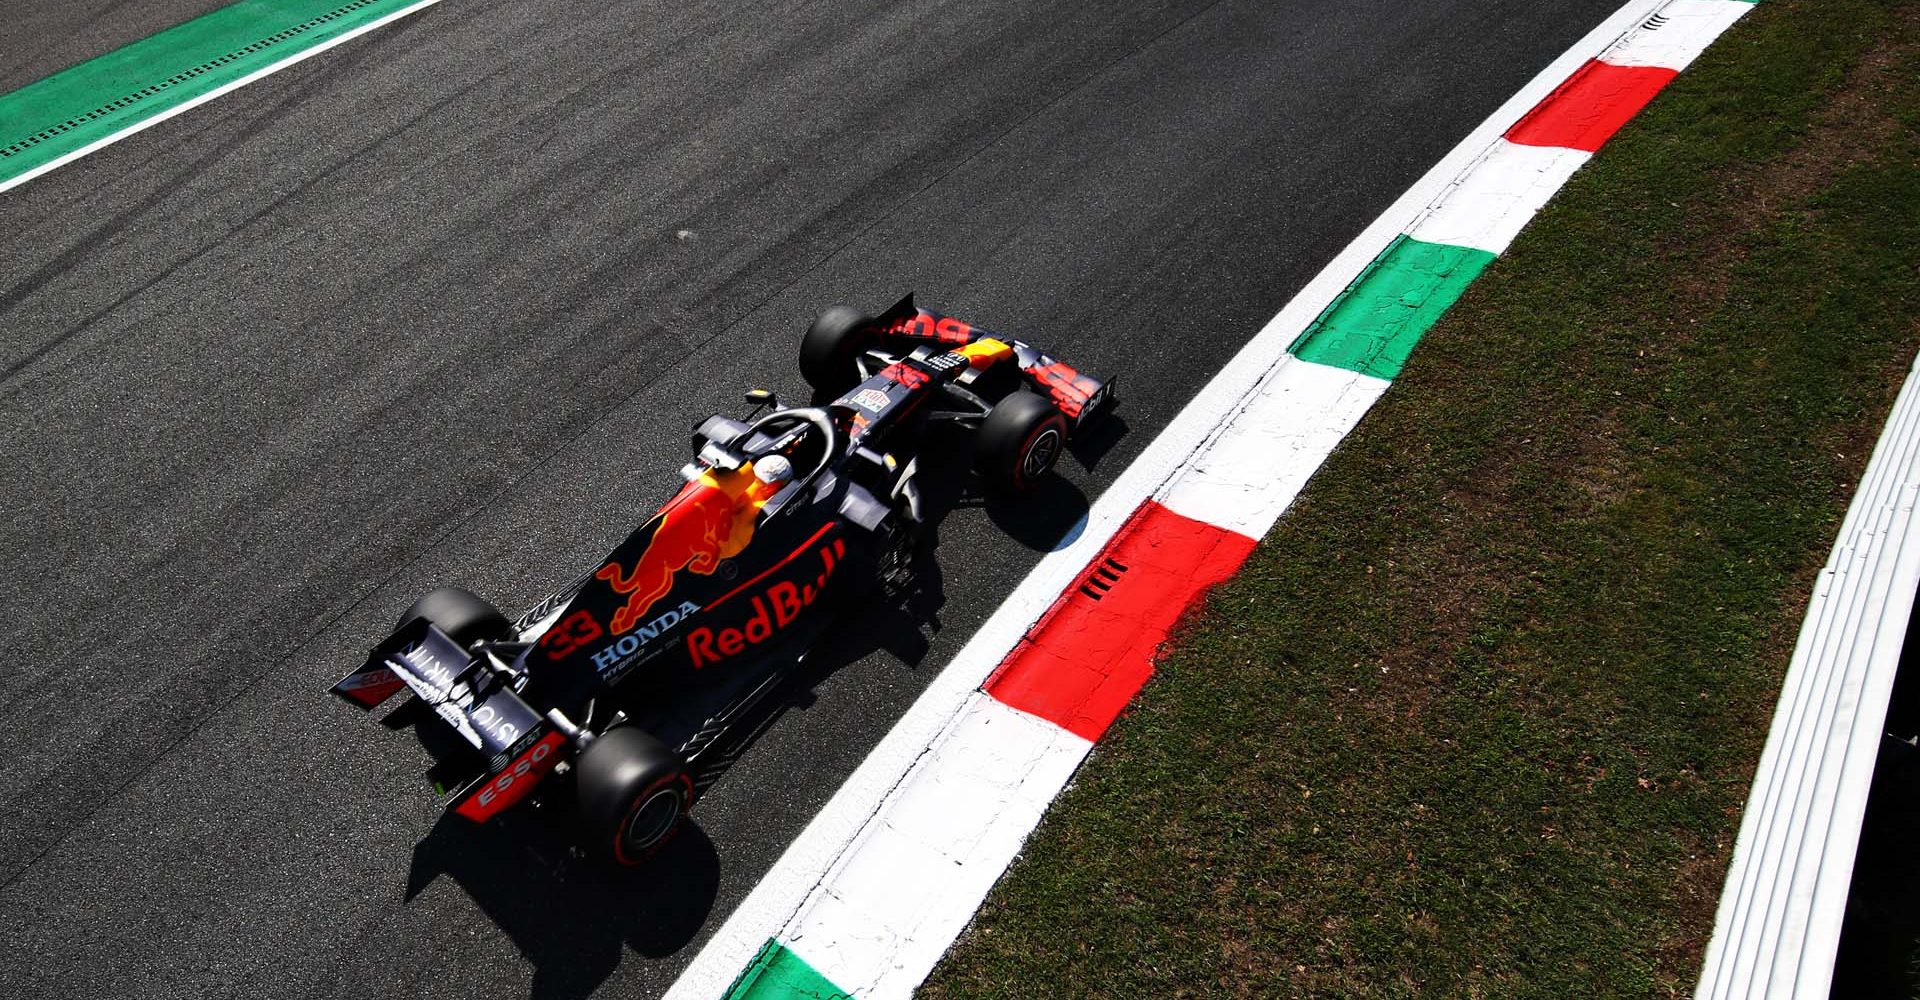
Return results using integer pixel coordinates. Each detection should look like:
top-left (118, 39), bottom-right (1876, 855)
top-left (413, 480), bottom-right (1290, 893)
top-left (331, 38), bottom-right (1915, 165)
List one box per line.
top-left (784, 694), bottom-right (1092, 998)
top-left (1157, 361), bottom-right (1388, 537)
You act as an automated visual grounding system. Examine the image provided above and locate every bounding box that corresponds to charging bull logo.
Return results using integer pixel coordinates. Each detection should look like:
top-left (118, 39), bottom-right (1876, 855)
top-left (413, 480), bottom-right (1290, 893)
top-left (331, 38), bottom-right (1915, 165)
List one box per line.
top-left (596, 482), bottom-right (742, 634)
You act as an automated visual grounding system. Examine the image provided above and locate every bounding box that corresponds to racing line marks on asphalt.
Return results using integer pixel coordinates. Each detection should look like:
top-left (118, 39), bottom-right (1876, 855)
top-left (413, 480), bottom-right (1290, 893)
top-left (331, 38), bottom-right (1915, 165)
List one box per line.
top-left (670, 1), bottom-right (1762, 996)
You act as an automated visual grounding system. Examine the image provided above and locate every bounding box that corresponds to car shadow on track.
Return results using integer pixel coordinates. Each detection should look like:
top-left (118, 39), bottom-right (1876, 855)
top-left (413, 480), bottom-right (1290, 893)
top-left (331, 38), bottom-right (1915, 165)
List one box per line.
top-left (915, 418), bottom-right (1098, 554)
top-left (984, 474), bottom-right (1090, 552)
top-left (406, 807), bottom-right (719, 1000)
top-left (393, 541), bottom-right (949, 1000)
top-left (1067, 410), bottom-right (1130, 472)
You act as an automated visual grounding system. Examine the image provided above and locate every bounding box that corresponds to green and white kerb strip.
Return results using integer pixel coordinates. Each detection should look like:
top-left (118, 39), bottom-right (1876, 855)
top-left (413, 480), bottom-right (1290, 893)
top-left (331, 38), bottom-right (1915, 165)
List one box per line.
top-left (0, 0), bottom-right (449, 193)
top-left (668, 1), bottom-right (1759, 998)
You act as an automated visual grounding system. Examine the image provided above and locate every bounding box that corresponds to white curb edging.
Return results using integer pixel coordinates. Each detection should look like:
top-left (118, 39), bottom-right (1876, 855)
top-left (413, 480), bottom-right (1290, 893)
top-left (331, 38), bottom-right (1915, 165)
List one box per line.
top-left (1605, 0), bottom-right (1753, 69)
top-left (1406, 142), bottom-right (1591, 256)
top-left (1698, 353), bottom-right (1920, 1000)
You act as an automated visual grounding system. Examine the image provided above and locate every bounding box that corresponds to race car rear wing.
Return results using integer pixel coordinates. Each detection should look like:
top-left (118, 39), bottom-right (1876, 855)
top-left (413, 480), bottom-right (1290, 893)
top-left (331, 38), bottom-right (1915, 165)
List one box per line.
top-left (867, 293), bottom-right (1113, 425)
top-left (331, 621), bottom-right (571, 821)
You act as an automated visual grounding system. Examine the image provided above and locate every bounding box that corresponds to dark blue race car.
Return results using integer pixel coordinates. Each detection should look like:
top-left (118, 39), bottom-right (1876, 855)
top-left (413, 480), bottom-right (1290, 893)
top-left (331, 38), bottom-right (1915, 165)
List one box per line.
top-left (331, 295), bottom-right (1114, 863)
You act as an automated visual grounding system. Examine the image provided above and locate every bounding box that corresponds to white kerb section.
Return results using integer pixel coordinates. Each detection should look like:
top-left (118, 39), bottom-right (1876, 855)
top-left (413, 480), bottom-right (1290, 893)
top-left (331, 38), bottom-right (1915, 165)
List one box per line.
top-left (783, 695), bottom-right (1092, 999)
top-left (1605, 0), bottom-right (1754, 70)
top-left (1406, 142), bottom-right (1591, 256)
top-left (1698, 353), bottom-right (1920, 1000)
top-left (1157, 358), bottom-right (1390, 539)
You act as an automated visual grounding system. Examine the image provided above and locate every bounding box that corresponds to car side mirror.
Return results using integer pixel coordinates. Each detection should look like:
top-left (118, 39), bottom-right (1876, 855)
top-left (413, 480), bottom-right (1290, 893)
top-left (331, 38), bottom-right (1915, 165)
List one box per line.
top-left (744, 388), bottom-right (778, 413)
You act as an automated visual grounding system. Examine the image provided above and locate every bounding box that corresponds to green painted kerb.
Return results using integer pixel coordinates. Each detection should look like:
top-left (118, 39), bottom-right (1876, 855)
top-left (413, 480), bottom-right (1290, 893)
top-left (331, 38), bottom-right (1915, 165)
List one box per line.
top-left (1289, 234), bottom-right (1496, 380)
top-left (0, 0), bottom-right (430, 185)
top-left (725, 940), bottom-right (854, 1000)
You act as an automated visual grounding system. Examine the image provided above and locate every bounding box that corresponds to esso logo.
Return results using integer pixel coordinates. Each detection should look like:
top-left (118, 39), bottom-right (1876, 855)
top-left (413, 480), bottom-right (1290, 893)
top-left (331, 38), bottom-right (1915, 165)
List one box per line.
top-left (475, 740), bottom-right (554, 807)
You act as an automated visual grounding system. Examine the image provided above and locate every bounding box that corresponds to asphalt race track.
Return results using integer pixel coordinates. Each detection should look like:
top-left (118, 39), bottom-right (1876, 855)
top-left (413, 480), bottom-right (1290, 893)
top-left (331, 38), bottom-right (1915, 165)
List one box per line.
top-left (1, 1), bottom-right (1622, 996)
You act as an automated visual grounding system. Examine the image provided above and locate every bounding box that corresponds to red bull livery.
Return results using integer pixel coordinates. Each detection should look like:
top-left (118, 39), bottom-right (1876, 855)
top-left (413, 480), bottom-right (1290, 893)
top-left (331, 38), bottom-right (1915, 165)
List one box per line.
top-left (329, 294), bottom-right (1114, 864)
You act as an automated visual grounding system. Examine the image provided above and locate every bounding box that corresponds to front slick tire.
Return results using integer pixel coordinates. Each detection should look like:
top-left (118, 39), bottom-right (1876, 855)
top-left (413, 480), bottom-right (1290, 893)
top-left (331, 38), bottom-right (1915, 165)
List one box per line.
top-left (799, 305), bottom-right (873, 394)
top-left (975, 391), bottom-right (1070, 493)
top-left (575, 727), bottom-right (693, 866)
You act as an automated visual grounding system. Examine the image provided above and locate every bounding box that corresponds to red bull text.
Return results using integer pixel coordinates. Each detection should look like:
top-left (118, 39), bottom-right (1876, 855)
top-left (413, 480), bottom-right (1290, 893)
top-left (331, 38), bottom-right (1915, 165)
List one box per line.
top-left (688, 537), bottom-right (847, 668)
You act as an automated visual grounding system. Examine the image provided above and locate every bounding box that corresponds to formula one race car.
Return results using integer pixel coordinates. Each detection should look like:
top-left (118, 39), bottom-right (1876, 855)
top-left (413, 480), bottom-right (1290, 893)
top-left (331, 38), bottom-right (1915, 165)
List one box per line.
top-left (331, 295), bottom-right (1112, 863)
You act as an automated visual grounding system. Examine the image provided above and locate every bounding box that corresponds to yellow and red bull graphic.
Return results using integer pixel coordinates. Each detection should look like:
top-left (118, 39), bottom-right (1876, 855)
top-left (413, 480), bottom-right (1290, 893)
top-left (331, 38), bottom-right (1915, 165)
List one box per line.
top-left (586, 463), bottom-right (783, 640)
top-left (597, 481), bottom-right (739, 634)
top-left (956, 338), bottom-right (1014, 370)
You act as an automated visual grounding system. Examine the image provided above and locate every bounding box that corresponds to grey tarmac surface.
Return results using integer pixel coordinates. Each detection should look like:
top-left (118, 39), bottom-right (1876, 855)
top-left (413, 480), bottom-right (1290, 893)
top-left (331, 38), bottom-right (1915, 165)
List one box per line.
top-left (0, 1), bottom-right (1621, 997)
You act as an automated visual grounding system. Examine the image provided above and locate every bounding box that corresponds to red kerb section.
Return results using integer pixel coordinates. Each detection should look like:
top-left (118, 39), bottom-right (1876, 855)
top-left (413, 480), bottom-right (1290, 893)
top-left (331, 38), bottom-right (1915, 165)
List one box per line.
top-left (1504, 60), bottom-right (1679, 153)
top-left (983, 501), bottom-right (1256, 741)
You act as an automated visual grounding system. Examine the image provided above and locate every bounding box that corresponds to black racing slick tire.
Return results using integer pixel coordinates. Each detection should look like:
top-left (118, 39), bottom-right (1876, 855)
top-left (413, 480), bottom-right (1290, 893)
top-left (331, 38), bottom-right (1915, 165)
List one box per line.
top-left (975, 391), bottom-right (1070, 493)
top-left (799, 305), bottom-right (873, 394)
top-left (575, 727), bottom-right (693, 866)
top-left (396, 586), bottom-right (511, 647)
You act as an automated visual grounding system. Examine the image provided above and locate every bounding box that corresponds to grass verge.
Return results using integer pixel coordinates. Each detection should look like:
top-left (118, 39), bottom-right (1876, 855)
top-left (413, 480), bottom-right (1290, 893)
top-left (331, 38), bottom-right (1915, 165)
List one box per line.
top-left (923, 0), bottom-right (1920, 996)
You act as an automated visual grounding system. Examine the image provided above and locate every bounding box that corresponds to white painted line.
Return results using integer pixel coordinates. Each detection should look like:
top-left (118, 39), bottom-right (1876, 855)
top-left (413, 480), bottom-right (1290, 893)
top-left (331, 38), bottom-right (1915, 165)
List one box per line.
top-left (1698, 352), bottom-right (1920, 1000)
top-left (1406, 140), bottom-right (1591, 256)
top-left (0, 0), bottom-right (450, 196)
top-left (1605, 0), bottom-right (1753, 71)
top-left (663, 1), bottom-right (1678, 996)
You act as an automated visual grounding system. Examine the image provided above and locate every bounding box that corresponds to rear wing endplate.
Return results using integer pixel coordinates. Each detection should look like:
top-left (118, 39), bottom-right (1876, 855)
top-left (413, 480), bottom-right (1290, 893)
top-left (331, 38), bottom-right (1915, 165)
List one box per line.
top-left (332, 621), bottom-right (572, 821)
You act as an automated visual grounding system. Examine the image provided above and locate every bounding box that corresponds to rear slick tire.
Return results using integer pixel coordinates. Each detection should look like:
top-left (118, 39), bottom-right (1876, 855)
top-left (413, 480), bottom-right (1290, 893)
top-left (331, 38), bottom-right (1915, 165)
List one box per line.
top-left (575, 727), bottom-right (692, 866)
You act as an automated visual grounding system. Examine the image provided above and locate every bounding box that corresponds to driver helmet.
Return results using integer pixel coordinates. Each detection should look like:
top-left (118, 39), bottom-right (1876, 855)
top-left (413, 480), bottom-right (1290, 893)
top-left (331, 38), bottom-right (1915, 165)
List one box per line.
top-left (752, 454), bottom-right (794, 490)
